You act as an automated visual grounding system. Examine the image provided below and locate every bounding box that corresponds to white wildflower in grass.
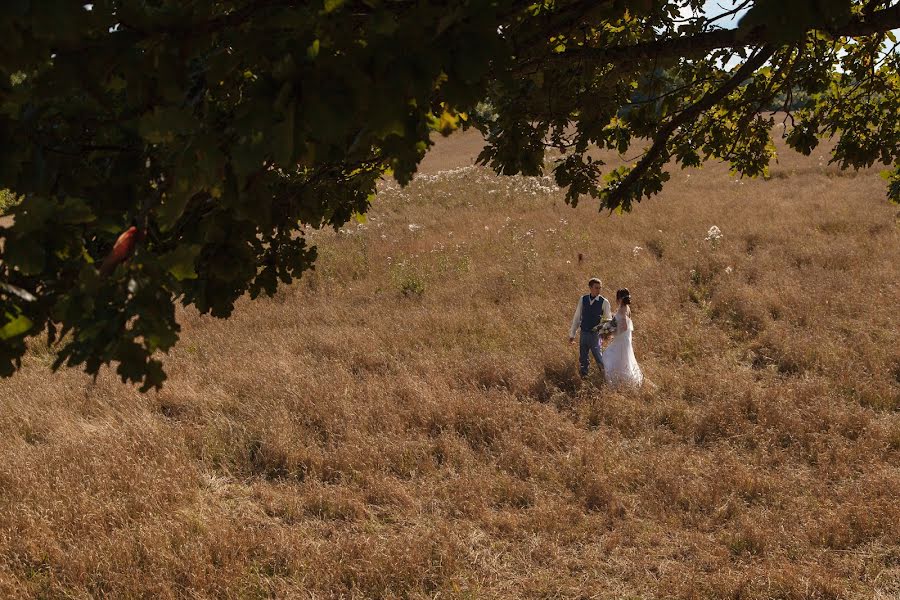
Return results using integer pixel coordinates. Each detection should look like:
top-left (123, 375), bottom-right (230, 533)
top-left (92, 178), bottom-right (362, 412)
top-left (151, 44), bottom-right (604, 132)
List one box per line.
top-left (705, 225), bottom-right (723, 243)
top-left (408, 223), bottom-right (422, 232)
top-left (633, 246), bottom-right (643, 256)
top-left (725, 266), bottom-right (734, 274)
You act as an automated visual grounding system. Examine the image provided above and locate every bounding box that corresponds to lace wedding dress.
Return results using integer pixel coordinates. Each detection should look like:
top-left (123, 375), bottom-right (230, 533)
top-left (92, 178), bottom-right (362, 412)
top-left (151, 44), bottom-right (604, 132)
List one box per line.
top-left (602, 314), bottom-right (644, 388)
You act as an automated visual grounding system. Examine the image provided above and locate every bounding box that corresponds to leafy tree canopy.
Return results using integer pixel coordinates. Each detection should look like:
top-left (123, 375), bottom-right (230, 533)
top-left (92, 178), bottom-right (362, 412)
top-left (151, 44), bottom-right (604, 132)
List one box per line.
top-left (2, 0), bottom-right (899, 389)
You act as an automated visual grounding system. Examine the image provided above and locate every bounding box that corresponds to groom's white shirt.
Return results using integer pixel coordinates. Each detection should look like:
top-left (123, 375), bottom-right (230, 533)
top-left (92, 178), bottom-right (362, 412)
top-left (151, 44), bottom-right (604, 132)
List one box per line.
top-left (569, 294), bottom-right (612, 338)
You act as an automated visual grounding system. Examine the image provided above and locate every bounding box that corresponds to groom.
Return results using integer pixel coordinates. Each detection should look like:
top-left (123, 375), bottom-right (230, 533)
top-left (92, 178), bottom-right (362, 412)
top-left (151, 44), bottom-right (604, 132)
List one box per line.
top-left (568, 277), bottom-right (612, 377)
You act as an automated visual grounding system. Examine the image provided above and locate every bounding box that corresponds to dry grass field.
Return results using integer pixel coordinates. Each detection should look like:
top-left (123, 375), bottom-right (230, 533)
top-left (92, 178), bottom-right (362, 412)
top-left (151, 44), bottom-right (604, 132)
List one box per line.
top-left (1, 128), bottom-right (899, 599)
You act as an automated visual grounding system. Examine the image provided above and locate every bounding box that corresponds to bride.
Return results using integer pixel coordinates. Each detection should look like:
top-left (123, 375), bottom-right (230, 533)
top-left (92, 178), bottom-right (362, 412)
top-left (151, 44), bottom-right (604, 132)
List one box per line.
top-left (602, 288), bottom-right (644, 388)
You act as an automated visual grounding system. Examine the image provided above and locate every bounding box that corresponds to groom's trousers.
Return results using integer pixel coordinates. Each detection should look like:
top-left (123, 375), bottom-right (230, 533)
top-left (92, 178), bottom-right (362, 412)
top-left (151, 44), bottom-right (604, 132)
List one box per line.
top-left (579, 330), bottom-right (603, 377)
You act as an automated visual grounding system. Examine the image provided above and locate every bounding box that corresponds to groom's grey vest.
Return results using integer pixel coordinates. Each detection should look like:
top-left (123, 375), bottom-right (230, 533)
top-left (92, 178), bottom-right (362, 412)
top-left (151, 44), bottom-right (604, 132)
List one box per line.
top-left (581, 294), bottom-right (606, 333)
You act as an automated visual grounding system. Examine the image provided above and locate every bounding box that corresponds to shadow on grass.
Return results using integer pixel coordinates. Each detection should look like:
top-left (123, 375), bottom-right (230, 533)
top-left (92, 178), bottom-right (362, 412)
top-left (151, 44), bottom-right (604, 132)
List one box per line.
top-left (531, 357), bottom-right (602, 403)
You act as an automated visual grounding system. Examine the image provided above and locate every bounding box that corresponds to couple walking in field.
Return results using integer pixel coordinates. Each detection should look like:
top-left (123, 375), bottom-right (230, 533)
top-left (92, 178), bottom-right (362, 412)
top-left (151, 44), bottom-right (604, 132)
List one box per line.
top-left (568, 277), bottom-right (644, 388)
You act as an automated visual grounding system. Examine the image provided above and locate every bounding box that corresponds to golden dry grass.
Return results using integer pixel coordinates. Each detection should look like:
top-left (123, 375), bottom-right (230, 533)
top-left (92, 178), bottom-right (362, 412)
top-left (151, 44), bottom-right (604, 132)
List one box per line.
top-left (1, 129), bottom-right (899, 599)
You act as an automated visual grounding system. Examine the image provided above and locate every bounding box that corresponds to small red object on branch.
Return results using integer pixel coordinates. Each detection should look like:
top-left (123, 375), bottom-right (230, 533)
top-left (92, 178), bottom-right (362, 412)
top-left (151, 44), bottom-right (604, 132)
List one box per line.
top-left (99, 226), bottom-right (145, 276)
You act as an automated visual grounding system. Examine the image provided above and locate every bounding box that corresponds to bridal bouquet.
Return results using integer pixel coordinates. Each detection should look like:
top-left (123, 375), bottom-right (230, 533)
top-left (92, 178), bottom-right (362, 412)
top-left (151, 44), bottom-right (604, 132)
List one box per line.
top-left (592, 317), bottom-right (617, 337)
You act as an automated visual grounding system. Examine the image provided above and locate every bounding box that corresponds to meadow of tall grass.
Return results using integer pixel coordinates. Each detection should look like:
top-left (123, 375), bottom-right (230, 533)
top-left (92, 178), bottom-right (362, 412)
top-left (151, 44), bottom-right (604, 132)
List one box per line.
top-left (0, 130), bottom-right (898, 599)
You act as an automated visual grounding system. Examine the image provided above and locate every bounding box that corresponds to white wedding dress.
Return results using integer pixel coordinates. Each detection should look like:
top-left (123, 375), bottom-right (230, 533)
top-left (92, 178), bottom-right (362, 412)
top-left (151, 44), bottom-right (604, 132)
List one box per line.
top-left (602, 314), bottom-right (644, 388)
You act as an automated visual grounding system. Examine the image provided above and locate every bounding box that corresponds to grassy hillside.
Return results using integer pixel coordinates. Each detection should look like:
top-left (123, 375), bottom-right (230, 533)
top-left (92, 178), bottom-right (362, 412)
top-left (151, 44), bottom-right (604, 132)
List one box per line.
top-left (1, 131), bottom-right (899, 599)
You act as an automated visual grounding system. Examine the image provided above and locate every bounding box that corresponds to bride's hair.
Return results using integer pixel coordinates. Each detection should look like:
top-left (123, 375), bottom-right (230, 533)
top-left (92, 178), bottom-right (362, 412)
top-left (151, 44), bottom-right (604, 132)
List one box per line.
top-left (616, 288), bottom-right (631, 306)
